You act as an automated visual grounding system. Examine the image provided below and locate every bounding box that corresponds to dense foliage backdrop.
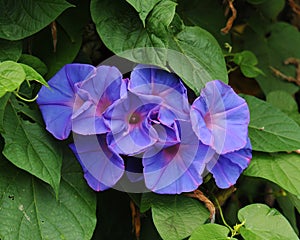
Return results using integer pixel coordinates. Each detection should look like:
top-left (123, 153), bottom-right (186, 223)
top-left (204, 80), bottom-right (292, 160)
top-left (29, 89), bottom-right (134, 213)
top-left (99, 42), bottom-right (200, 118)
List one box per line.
top-left (0, 0), bottom-right (300, 239)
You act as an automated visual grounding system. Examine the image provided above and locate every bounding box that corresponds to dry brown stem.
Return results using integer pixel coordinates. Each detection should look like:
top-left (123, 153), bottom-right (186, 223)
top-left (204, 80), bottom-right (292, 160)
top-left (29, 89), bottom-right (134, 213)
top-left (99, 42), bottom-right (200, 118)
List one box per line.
top-left (221, 0), bottom-right (237, 34)
top-left (185, 190), bottom-right (216, 223)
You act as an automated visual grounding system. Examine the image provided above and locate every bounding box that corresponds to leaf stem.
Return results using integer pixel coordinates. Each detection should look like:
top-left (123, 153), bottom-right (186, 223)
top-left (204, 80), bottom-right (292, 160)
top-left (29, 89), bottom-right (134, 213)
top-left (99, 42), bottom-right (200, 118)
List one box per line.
top-left (14, 91), bottom-right (38, 102)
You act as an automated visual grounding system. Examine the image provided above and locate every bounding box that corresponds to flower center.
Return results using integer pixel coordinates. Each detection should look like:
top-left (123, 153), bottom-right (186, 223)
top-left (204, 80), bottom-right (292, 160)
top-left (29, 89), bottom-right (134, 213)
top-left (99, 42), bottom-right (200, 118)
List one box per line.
top-left (129, 112), bottom-right (141, 124)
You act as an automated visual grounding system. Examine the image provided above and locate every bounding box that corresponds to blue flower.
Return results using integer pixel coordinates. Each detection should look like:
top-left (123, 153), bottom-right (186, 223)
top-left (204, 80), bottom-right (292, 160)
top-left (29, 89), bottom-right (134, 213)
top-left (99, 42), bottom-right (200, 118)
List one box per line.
top-left (37, 64), bottom-right (95, 139)
top-left (70, 134), bottom-right (124, 191)
top-left (37, 64), bottom-right (125, 139)
top-left (190, 80), bottom-right (250, 154)
top-left (104, 91), bottom-right (162, 155)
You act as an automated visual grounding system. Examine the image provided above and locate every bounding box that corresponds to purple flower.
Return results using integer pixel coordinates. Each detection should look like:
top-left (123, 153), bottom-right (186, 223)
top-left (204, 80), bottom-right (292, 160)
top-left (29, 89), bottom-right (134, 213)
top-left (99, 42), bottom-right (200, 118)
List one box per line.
top-left (104, 92), bottom-right (162, 155)
top-left (37, 64), bottom-right (125, 139)
top-left (37, 64), bottom-right (96, 139)
top-left (70, 134), bottom-right (124, 191)
top-left (142, 120), bottom-right (213, 194)
top-left (72, 66), bottom-right (126, 135)
top-left (207, 138), bottom-right (252, 188)
top-left (129, 65), bottom-right (190, 126)
top-left (190, 80), bottom-right (250, 154)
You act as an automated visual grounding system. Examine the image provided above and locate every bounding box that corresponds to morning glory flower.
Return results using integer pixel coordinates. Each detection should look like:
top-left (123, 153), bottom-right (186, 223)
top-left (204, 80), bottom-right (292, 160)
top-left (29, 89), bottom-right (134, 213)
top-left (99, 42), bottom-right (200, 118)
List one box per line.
top-left (70, 134), bottom-right (124, 191)
top-left (37, 64), bottom-right (125, 139)
top-left (104, 91), bottom-right (162, 155)
top-left (142, 120), bottom-right (213, 194)
top-left (37, 64), bottom-right (95, 139)
top-left (129, 65), bottom-right (190, 126)
top-left (206, 138), bottom-right (252, 188)
top-left (72, 65), bottom-right (125, 135)
top-left (190, 80), bottom-right (250, 154)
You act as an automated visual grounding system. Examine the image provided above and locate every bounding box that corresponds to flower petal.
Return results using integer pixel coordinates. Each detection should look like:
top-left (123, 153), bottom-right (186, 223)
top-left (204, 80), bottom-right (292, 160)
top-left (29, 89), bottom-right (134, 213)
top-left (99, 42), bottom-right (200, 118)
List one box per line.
top-left (104, 92), bottom-right (162, 155)
top-left (191, 80), bottom-right (250, 154)
top-left (143, 120), bottom-right (213, 194)
top-left (37, 64), bottom-right (96, 139)
top-left (71, 66), bottom-right (125, 135)
top-left (129, 65), bottom-right (190, 125)
top-left (207, 138), bottom-right (252, 189)
top-left (70, 134), bottom-right (124, 191)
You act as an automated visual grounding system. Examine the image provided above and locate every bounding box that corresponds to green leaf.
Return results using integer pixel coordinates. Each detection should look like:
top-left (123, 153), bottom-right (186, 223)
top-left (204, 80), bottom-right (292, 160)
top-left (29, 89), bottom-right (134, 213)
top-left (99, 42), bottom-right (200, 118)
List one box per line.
top-left (244, 95), bottom-right (300, 152)
top-left (0, 150), bottom-right (96, 240)
top-left (0, 93), bottom-right (10, 132)
top-left (0, 39), bottom-right (22, 61)
top-left (256, 0), bottom-right (285, 20)
top-left (177, 0), bottom-right (230, 45)
top-left (126, 0), bottom-right (161, 26)
top-left (244, 152), bottom-right (300, 196)
top-left (2, 99), bottom-right (62, 195)
top-left (19, 63), bottom-right (48, 87)
top-left (0, 0), bottom-right (73, 40)
top-left (143, 193), bottom-right (209, 240)
top-left (238, 204), bottom-right (298, 240)
top-left (267, 91), bottom-right (298, 113)
top-left (31, 18), bottom-right (83, 80)
top-left (233, 50), bottom-right (264, 78)
top-left (0, 61), bottom-right (26, 97)
top-left (289, 193), bottom-right (300, 214)
top-left (189, 224), bottom-right (230, 240)
top-left (276, 193), bottom-right (299, 235)
top-left (243, 22), bottom-right (300, 94)
top-left (91, 0), bottom-right (228, 95)
top-left (18, 54), bottom-right (48, 76)
top-left (168, 26), bottom-right (228, 94)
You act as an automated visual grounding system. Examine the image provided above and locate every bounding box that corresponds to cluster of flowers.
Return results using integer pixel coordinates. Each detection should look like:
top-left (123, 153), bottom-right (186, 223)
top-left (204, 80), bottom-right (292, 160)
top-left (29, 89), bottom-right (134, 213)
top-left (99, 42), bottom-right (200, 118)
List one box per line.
top-left (37, 64), bottom-right (252, 194)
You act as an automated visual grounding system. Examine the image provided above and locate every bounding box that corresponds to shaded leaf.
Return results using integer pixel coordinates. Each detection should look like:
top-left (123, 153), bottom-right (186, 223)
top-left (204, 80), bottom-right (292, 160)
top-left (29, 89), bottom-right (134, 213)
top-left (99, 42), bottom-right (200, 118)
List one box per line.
top-left (91, 0), bottom-right (228, 95)
top-left (244, 95), bottom-right (300, 152)
top-left (2, 100), bottom-right (62, 195)
top-left (0, 150), bottom-right (96, 240)
top-left (244, 152), bottom-right (300, 196)
top-left (0, 93), bottom-right (10, 132)
top-left (238, 204), bottom-right (298, 240)
top-left (31, 22), bottom-right (82, 79)
top-left (243, 22), bottom-right (300, 94)
top-left (0, 39), bottom-right (22, 61)
top-left (177, 0), bottom-right (230, 45)
top-left (0, 0), bottom-right (73, 40)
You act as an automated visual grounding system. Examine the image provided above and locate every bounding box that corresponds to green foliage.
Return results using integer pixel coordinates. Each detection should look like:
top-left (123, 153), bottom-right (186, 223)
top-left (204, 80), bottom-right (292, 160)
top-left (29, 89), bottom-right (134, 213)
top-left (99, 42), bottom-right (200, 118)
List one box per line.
top-left (244, 152), bottom-right (300, 196)
top-left (91, 0), bottom-right (228, 95)
top-left (244, 95), bottom-right (300, 152)
top-left (141, 193), bottom-right (209, 240)
top-left (243, 22), bottom-right (300, 94)
top-left (238, 204), bottom-right (299, 240)
top-left (0, 0), bottom-right (73, 40)
top-left (232, 51), bottom-right (264, 78)
top-left (1, 0), bottom-right (300, 239)
top-left (2, 97), bottom-right (62, 195)
top-left (189, 224), bottom-right (230, 240)
top-left (0, 150), bottom-right (96, 240)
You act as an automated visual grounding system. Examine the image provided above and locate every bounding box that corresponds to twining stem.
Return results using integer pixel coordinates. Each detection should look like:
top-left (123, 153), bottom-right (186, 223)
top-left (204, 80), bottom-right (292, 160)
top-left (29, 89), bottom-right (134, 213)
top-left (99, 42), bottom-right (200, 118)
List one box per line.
top-left (215, 198), bottom-right (233, 232)
top-left (130, 200), bottom-right (141, 240)
top-left (221, 0), bottom-right (237, 34)
top-left (186, 190), bottom-right (216, 223)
